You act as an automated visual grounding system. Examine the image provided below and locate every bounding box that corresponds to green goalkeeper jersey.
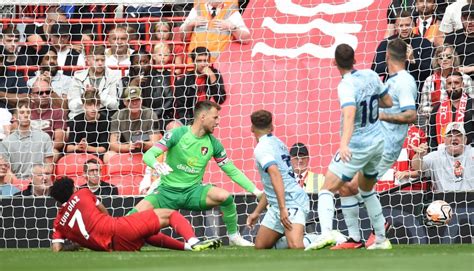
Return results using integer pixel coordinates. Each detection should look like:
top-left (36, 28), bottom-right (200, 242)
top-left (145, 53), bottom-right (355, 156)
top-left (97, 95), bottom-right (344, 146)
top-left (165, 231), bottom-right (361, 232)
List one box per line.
top-left (143, 126), bottom-right (256, 192)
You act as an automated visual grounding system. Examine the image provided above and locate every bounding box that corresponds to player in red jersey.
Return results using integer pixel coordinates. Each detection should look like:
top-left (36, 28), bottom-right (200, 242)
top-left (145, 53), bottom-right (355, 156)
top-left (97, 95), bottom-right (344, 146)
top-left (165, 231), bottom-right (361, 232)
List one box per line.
top-left (50, 177), bottom-right (221, 252)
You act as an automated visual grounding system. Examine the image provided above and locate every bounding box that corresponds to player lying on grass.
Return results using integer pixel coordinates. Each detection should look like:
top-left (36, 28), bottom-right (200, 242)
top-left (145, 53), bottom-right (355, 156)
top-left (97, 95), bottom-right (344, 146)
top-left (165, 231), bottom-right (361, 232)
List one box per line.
top-left (246, 110), bottom-right (310, 249)
top-left (50, 177), bottom-right (221, 252)
top-left (134, 100), bottom-right (262, 246)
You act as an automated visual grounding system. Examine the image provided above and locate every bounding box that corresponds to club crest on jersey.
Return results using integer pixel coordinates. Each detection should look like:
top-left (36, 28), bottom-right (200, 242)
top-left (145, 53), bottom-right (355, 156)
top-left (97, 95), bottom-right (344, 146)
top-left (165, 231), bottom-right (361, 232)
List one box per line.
top-left (201, 147), bottom-right (209, 156)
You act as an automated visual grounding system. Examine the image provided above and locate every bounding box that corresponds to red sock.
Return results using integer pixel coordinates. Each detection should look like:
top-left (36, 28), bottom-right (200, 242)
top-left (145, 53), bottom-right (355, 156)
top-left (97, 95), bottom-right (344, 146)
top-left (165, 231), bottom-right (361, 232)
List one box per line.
top-left (169, 211), bottom-right (196, 241)
top-left (146, 233), bottom-right (185, 251)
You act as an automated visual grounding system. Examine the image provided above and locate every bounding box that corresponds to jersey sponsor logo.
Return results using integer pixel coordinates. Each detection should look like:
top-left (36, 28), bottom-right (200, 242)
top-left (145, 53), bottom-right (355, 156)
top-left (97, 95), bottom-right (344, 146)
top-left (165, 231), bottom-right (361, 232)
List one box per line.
top-left (177, 163), bottom-right (200, 174)
top-left (187, 157), bottom-right (199, 167)
top-left (163, 131), bottom-right (172, 141)
top-left (201, 147), bottom-right (209, 156)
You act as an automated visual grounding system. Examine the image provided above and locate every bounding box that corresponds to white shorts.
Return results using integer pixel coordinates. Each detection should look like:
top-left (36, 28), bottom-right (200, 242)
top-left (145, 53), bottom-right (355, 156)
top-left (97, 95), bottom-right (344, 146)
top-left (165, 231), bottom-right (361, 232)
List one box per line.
top-left (261, 205), bottom-right (308, 234)
top-left (328, 139), bottom-right (384, 182)
top-left (376, 148), bottom-right (402, 179)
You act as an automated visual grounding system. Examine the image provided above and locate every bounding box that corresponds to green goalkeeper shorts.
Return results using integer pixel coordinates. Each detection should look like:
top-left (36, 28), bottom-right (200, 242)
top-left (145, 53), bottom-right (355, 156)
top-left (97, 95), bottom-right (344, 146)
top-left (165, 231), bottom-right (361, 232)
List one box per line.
top-left (143, 184), bottom-right (213, 211)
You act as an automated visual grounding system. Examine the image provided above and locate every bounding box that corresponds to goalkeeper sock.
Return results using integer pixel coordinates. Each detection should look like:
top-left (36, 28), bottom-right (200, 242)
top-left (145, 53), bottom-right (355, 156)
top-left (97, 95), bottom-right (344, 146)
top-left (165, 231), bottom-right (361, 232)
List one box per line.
top-left (359, 188), bottom-right (386, 243)
top-left (169, 211), bottom-right (196, 242)
top-left (317, 189), bottom-right (335, 235)
top-left (146, 233), bottom-right (185, 250)
top-left (220, 195), bottom-right (238, 235)
top-left (340, 195), bottom-right (361, 242)
top-left (127, 208), bottom-right (138, 216)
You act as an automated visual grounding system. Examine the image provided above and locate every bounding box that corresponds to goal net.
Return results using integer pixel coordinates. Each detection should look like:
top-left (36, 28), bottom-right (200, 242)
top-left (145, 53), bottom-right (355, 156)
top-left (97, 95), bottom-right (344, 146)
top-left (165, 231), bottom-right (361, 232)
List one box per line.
top-left (1, 0), bottom-right (473, 248)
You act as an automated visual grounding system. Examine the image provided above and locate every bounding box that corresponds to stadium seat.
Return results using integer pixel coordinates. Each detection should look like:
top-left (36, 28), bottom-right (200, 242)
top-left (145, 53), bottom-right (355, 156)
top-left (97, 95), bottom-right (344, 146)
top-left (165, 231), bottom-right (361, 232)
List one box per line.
top-left (105, 153), bottom-right (147, 195)
top-left (55, 154), bottom-right (105, 186)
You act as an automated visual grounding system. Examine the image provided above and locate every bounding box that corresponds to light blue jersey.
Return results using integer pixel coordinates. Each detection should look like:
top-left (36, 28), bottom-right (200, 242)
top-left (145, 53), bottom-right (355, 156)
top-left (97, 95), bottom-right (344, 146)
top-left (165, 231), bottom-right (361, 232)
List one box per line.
top-left (329, 69), bottom-right (388, 181)
top-left (254, 134), bottom-right (309, 209)
top-left (376, 70), bottom-right (418, 178)
top-left (380, 70), bottom-right (417, 154)
top-left (338, 69), bottom-right (388, 148)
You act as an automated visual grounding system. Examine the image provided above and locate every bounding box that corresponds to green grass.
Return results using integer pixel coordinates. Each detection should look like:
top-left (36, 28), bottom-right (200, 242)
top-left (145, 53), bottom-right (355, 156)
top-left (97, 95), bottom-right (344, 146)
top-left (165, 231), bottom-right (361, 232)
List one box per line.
top-left (1, 245), bottom-right (473, 271)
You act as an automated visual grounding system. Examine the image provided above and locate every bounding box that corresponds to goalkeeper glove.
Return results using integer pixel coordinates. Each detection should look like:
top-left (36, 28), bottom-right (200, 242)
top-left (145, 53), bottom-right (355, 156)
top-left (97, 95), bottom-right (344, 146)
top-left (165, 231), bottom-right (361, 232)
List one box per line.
top-left (153, 162), bottom-right (173, 176)
top-left (252, 188), bottom-right (264, 200)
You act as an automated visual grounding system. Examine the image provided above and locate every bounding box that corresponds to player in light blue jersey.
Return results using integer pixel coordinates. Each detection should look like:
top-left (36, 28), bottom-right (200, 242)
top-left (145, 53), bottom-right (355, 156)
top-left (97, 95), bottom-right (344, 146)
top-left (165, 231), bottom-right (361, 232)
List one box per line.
top-left (246, 110), bottom-right (310, 249)
top-left (331, 38), bottom-right (417, 250)
top-left (305, 44), bottom-right (393, 251)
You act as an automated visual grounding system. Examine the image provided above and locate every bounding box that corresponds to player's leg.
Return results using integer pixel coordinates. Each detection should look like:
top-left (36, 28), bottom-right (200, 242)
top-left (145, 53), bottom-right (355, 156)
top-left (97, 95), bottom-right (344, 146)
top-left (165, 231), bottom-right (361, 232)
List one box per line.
top-left (359, 143), bottom-right (392, 250)
top-left (152, 208), bottom-right (216, 249)
top-left (332, 176), bottom-right (365, 249)
top-left (255, 226), bottom-right (283, 249)
top-left (255, 205), bottom-right (285, 249)
top-left (307, 147), bottom-right (373, 251)
top-left (146, 232), bottom-right (187, 250)
top-left (199, 185), bottom-right (253, 246)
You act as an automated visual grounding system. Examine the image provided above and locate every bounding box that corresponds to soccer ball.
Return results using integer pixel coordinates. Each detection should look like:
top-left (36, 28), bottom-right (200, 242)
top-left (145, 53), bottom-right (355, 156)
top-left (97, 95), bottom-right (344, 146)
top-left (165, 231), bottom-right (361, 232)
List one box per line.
top-left (426, 200), bottom-right (453, 226)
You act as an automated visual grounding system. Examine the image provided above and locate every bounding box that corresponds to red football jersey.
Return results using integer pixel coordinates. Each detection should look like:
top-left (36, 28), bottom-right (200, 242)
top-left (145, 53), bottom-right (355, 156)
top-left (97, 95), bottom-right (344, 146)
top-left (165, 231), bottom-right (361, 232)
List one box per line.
top-left (51, 189), bottom-right (115, 251)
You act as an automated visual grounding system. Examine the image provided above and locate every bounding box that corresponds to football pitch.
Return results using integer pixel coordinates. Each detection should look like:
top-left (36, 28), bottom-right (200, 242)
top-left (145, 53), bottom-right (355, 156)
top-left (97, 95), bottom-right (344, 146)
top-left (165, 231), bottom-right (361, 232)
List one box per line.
top-left (1, 244), bottom-right (473, 271)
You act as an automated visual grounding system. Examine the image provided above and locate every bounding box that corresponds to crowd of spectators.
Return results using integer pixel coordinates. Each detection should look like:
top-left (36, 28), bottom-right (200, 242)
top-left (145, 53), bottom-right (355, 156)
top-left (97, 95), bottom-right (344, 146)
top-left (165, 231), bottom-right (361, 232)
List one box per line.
top-left (0, 0), bottom-right (473, 197)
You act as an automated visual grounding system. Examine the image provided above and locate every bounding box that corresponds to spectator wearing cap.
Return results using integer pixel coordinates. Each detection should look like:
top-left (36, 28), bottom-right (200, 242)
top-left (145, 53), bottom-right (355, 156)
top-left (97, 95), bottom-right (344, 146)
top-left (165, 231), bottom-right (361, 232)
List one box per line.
top-left (104, 86), bottom-right (160, 163)
top-left (412, 122), bottom-right (474, 191)
top-left (427, 72), bottom-right (474, 151)
top-left (48, 23), bottom-right (85, 76)
top-left (68, 45), bottom-right (121, 119)
top-left (444, 3), bottom-right (474, 77)
top-left (289, 142), bottom-right (324, 194)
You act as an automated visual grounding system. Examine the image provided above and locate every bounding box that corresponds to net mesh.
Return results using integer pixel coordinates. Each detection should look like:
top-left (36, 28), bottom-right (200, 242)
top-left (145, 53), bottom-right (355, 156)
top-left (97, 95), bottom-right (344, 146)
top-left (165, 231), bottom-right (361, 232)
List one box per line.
top-left (0, 0), bottom-right (473, 248)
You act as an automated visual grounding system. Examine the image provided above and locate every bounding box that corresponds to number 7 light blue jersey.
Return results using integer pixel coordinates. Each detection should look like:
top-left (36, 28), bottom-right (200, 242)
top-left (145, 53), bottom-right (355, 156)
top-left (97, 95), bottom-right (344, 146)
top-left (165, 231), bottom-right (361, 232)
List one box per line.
top-left (253, 134), bottom-right (309, 209)
top-left (338, 69), bottom-right (389, 148)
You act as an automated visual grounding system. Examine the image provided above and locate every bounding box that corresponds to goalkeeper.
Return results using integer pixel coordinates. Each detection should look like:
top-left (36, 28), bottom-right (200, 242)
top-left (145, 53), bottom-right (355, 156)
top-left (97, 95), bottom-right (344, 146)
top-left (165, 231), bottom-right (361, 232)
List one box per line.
top-left (129, 101), bottom-right (262, 246)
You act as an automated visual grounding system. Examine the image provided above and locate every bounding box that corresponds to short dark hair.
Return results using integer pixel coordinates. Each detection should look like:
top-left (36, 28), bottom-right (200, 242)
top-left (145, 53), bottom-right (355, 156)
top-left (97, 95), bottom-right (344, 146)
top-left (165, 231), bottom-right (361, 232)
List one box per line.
top-left (83, 158), bottom-right (100, 173)
top-left (250, 110), bottom-right (273, 130)
top-left (1, 25), bottom-right (19, 38)
top-left (334, 44), bottom-right (355, 70)
top-left (50, 177), bottom-right (75, 204)
top-left (190, 47), bottom-right (211, 62)
top-left (81, 90), bottom-right (101, 106)
top-left (387, 38), bottom-right (407, 63)
top-left (397, 10), bottom-right (414, 21)
top-left (447, 71), bottom-right (464, 79)
top-left (194, 100), bottom-right (221, 118)
top-left (87, 45), bottom-right (106, 56)
top-left (15, 100), bottom-right (30, 112)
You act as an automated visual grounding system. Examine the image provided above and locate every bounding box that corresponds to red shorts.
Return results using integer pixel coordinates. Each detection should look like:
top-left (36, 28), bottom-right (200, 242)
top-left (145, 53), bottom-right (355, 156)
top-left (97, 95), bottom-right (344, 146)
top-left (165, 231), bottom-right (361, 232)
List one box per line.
top-left (111, 210), bottom-right (160, 251)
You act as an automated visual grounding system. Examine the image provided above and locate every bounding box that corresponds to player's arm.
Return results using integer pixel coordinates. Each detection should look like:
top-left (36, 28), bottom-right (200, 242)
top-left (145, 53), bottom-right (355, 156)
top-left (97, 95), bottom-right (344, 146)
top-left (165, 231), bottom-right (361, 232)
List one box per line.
top-left (97, 202), bottom-right (109, 215)
top-left (246, 194), bottom-right (267, 228)
top-left (378, 88), bottom-right (393, 108)
top-left (213, 136), bottom-right (262, 196)
top-left (52, 241), bottom-right (82, 252)
top-left (379, 109), bottom-right (416, 124)
top-left (339, 105), bottom-right (356, 162)
top-left (143, 146), bottom-right (165, 167)
top-left (267, 165), bottom-right (292, 230)
top-left (220, 162), bottom-right (259, 194)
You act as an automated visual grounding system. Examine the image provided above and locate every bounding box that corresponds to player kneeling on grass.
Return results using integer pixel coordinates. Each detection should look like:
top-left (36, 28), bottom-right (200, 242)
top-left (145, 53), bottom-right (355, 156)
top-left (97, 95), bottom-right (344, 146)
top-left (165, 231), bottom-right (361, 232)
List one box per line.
top-left (246, 110), bottom-right (310, 249)
top-left (50, 177), bottom-right (221, 252)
